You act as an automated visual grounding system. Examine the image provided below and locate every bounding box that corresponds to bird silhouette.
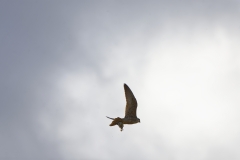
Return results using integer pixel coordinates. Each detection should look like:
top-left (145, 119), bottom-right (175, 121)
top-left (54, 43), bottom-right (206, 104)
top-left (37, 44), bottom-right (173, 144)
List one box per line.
top-left (106, 83), bottom-right (140, 131)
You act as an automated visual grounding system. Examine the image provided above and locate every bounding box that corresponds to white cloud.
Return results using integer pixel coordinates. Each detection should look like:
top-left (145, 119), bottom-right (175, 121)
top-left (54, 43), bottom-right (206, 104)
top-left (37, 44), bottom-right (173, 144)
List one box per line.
top-left (39, 21), bottom-right (240, 159)
top-left (2, 1), bottom-right (240, 160)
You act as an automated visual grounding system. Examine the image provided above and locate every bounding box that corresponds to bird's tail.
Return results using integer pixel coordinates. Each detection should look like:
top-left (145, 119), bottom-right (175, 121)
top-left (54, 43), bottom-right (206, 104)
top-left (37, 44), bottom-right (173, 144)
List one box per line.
top-left (106, 116), bottom-right (114, 120)
top-left (107, 117), bottom-right (123, 126)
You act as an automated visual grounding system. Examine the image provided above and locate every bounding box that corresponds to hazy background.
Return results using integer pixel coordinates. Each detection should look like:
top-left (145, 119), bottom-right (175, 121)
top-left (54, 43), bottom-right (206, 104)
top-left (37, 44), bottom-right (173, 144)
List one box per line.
top-left (1, 1), bottom-right (240, 160)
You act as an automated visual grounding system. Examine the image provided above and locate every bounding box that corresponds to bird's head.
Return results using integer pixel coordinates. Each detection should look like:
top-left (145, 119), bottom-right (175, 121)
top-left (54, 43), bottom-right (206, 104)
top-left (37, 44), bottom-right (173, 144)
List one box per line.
top-left (138, 118), bottom-right (140, 123)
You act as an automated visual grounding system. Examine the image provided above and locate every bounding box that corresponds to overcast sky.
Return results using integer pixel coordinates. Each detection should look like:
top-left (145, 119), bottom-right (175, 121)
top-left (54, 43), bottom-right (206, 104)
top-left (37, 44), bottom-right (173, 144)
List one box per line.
top-left (1, 1), bottom-right (240, 160)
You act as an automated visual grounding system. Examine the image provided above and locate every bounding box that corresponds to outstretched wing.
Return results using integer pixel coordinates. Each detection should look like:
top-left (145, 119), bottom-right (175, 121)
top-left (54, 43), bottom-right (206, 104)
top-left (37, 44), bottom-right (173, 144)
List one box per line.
top-left (124, 84), bottom-right (138, 118)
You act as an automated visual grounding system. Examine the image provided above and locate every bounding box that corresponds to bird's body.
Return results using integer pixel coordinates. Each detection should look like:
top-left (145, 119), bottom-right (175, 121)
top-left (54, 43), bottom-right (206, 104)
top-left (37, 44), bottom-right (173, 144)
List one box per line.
top-left (106, 84), bottom-right (140, 131)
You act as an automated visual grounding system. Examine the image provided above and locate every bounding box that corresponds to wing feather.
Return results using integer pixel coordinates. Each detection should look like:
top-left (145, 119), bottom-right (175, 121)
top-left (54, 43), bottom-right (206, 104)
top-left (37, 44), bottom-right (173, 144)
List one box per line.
top-left (124, 84), bottom-right (138, 118)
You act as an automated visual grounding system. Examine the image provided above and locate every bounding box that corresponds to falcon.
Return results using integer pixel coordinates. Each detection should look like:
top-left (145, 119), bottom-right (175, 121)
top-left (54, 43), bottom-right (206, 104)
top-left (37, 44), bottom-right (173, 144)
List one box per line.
top-left (106, 83), bottom-right (140, 131)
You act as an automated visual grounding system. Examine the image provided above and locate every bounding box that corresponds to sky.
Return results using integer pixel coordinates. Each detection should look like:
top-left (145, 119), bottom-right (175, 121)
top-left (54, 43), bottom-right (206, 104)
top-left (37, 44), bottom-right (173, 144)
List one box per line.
top-left (1, 0), bottom-right (240, 160)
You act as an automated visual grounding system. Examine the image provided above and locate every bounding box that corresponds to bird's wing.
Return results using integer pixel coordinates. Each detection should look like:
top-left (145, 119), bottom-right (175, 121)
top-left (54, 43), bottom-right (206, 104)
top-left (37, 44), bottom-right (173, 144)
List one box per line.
top-left (124, 84), bottom-right (138, 118)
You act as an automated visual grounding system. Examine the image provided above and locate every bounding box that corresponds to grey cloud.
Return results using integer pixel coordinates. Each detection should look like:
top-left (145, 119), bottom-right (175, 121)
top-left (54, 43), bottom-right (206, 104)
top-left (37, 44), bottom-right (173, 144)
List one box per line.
top-left (1, 1), bottom-right (240, 160)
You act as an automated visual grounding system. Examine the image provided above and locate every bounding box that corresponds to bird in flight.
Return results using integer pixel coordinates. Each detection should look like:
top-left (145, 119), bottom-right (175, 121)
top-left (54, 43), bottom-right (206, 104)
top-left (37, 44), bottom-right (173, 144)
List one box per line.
top-left (106, 83), bottom-right (140, 131)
